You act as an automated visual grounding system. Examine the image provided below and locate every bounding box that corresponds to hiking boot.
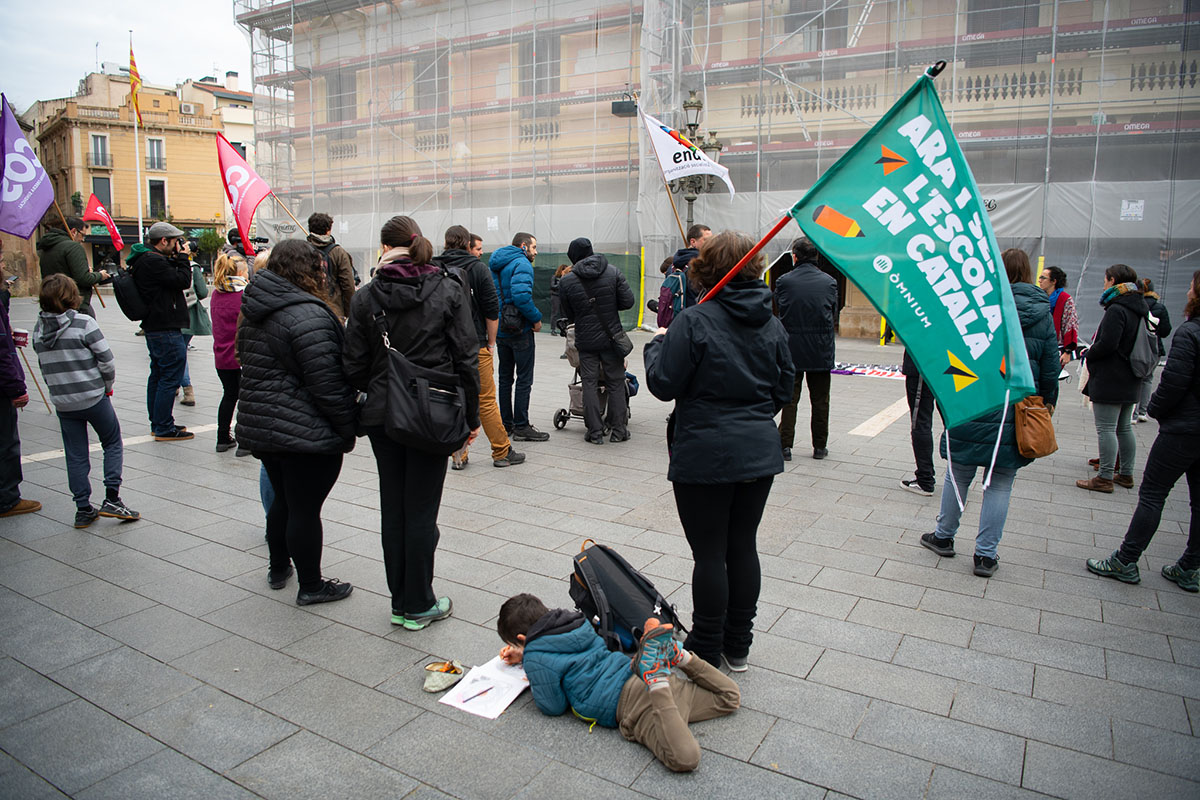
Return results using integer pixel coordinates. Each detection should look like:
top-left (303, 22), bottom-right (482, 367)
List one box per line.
top-left (0, 498), bottom-right (41, 517)
top-left (98, 497), bottom-right (139, 521)
top-left (920, 532), bottom-right (955, 557)
top-left (493, 449), bottom-right (526, 468)
top-left (1162, 562), bottom-right (1199, 593)
top-left (154, 427), bottom-right (195, 442)
top-left (722, 653), bottom-right (748, 673)
top-left (1087, 551), bottom-right (1141, 584)
top-left (813, 447), bottom-right (829, 460)
top-left (400, 597), bottom-right (453, 630)
top-left (1077, 476), bottom-right (1114, 493)
top-left (268, 564), bottom-right (293, 590)
top-left (1113, 474), bottom-right (1134, 489)
top-left (973, 554), bottom-right (999, 577)
top-left (782, 447), bottom-right (792, 461)
top-left (180, 386), bottom-right (196, 406)
top-left (296, 578), bottom-right (353, 606)
top-left (901, 478), bottom-right (934, 497)
top-left (610, 430), bottom-right (631, 443)
top-left (632, 621), bottom-right (675, 686)
top-left (215, 439), bottom-right (237, 453)
top-left (74, 506), bottom-right (100, 529)
top-left (511, 425), bottom-right (550, 442)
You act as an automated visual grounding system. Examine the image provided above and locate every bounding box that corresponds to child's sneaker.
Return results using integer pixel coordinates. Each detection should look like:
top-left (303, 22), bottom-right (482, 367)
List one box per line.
top-left (98, 498), bottom-right (139, 522)
top-left (74, 506), bottom-right (100, 529)
top-left (633, 620), bottom-right (675, 686)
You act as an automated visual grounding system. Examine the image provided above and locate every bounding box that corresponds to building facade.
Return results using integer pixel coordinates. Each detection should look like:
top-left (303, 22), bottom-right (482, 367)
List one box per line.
top-left (236, 0), bottom-right (1198, 335)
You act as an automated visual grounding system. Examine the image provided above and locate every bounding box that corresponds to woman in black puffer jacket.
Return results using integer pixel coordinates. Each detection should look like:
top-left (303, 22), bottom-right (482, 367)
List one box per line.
top-left (920, 249), bottom-right (1059, 578)
top-left (1087, 269), bottom-right (1200, 593)
top-left (237, 239), bottom-right (358, 607)
top-left (644, 231), bottom-right (794, 670)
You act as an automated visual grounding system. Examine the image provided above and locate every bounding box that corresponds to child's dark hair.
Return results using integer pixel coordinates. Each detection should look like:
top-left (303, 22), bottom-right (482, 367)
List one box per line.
top-left (498, 593), bottom-right (548, 644)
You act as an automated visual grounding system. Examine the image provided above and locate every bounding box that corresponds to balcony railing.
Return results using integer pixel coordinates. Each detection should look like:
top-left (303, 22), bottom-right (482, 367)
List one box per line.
top-left (146, 156), bottom-right (166, 171)
top-left (87, 152), bottom-right (111, 168)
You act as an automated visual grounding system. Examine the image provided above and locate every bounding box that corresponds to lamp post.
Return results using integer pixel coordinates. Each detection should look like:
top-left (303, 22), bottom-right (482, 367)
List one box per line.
top-left (671, 90), bottom-right (723, 232)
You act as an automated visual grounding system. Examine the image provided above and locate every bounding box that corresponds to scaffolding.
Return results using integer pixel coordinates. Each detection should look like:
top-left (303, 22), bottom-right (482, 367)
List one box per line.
top-left (236, 0), bottom-right (1200, 335)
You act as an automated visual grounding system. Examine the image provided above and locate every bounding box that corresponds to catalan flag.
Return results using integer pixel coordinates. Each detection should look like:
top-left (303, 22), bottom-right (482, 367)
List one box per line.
top-left (129, 44), bottom-right (142, 124)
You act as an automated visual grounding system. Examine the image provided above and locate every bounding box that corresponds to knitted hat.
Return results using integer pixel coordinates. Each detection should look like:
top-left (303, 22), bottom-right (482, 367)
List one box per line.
top-left (567, 237), bottom-right (594, 265)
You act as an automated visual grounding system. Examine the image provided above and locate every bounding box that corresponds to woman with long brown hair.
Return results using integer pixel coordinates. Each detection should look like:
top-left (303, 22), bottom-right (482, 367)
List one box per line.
top-left (1087, 269), bottom-right (1200, 593)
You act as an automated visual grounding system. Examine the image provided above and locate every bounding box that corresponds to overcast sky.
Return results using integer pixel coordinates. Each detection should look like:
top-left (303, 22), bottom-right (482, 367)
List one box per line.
top-left (2, 0), bottom-right (253, 113)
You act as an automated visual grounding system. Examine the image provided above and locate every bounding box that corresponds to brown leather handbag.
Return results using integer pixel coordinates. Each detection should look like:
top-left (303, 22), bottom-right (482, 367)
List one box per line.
top-left (1014, 395), bottom-right (1058, 458)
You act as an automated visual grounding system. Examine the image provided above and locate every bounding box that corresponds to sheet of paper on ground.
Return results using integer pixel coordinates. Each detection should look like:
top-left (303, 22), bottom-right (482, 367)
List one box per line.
top-left (439, 656), bottom-right (530, 720)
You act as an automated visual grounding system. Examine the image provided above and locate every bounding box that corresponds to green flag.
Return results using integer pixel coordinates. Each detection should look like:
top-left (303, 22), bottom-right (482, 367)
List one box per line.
top-left (790, 70), bottom-right (1035, 430)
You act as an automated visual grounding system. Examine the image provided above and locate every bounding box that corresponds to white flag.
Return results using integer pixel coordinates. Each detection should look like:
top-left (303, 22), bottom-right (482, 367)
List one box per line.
top-left (639, 109), bottom-right (734, 197)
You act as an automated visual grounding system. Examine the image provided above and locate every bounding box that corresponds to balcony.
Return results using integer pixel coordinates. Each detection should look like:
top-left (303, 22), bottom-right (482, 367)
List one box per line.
top-left (146, 155), bottom-right (166, 171)
top-left (87, 152), bottom-right (112, 169)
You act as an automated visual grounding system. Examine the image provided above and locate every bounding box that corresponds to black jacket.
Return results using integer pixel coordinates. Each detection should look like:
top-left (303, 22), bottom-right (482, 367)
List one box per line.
top-left (774, 262), bottom-right (838, 371)
top-left (1145, 293), bottom-right (1172, 358)
top-left (343, 261), bottom-right (481, 431)
top-left (558, 255), bottom-right (635, 353)
top-left (432, 249), bottom-right (498, 348)
top-left (645, 280), bottom-right (794, 484)
top-left (1084, 288), bottom-right (1149, 404)
top-left (129, 246), bottom-right (191, 332)
top-left (939, 281), bottom-right (1060, 470)
top-left (1148, 317), bottom-right (1200, 435)
top-left (235, 270), bottom-right (357, 455)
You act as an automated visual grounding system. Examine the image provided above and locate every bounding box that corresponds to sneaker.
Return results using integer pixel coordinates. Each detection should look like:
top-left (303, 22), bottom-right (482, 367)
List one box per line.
top-left (901, 478), bottom-right (934, 497)
top-left (0, 498), bottom-right (41, 517)
top-left (782, 447), bottom-right (792, 462)
top-left (610, 430), bottom-right (631, 443)
top-left (400, 597), bottom-right (453, 630)
top-left (296, 578), bottom-right (353, 606)
top-left (632, 621), bottom-right (675, 686)
top-left (1087, 551), bottom-right (1141, 584)
top-left (920, 532), bottom-right (956, 557)
top-left (268, 564), bottom-right (294, 590)
top-left (215, 439), bottom-right (237, 453)
top-left (1113, 474), bottom-right (1134, 489)
top-left (511, 425), bottom-right (550, 442)
top-left (585, 433), bottom-right (605, 445)
top-left (1136, 413), bottom-right (1150, 423)
top-left (74, 506), bottom-right (100, 528)
top-left (973, 554), bottom-right (999, 577)
top-left (813, 447), bottom-right (829, 460)
top-left (1161, 562), bottom-right (1199, 593)
top-left (98, 497), bottom-right (140, 522)
top-left (154, 427), bottom-right (195, 442)
top-left (493, 449), bottom-right (526, 468)
top-left (722, 652), bottom-right (749, 673)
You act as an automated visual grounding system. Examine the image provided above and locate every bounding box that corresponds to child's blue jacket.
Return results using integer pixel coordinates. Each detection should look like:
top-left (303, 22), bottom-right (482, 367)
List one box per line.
top-left (522, 609), bottom-right (632, 728)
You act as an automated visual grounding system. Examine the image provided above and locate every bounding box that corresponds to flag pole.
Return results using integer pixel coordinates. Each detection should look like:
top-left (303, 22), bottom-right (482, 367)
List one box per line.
top-left (270, 194), bottom-right (309, 236)
top-left (697, 214), bottom-right (793, 304)
top-left (16, 349), bottom-right (52, 413)
top-left (637, 107), bottom-right (688, 246)
top-left (131, 31), bottom-right (144, 244)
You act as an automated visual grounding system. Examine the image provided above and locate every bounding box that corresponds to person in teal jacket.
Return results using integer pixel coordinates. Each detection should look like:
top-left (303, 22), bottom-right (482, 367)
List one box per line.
top-left (497, 593), bottom-right (740, 772)
top-left (921, 248), bottom-right (1060, 578)
top-left (488, 233), bottom-right (549, 441)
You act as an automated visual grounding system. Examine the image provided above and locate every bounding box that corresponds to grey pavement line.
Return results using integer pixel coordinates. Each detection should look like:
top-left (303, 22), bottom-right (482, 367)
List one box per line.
top-left (21, 424), bottom-right (221, 464)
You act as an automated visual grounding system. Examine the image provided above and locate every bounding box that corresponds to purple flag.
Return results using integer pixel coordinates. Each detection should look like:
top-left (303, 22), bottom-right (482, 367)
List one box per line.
top-left (0, 93), bottom-right (54, 238)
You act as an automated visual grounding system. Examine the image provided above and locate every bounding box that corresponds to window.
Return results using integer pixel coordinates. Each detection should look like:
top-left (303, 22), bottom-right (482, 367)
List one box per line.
top-left (413, 49), bottom-right (449, 131)
top-left (965, 0), bottom-right (1040, 67)
top-left (518, 35), bottom-right (561, 119)
top-left (92, 177), bottom-right (111, 210)
top-left (148, 179), bottom-right (166, 218)
top-left (326, 67), bottom-right (357, 140)
top-left (89, 134), bottom-right (109, 168)
top-left (787, 0), bottom-right (848, 51)
top-left (146, 138), bottom-right (165, 171)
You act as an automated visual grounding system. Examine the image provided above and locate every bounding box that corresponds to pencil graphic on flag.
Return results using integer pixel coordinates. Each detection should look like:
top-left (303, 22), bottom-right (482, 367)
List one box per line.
top-left (812, 205), bottom-right (865, 238)
top-left (129, 43), bottom-right (142, 124)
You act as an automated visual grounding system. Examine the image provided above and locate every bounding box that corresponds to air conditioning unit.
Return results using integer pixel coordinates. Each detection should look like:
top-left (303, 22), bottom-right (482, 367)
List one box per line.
top-left (180, 103), bottom-right (197, 115)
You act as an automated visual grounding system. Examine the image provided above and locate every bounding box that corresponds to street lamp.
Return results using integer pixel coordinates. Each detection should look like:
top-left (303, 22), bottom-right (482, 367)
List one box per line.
top-left (671, 91), bottom-right (723, 230)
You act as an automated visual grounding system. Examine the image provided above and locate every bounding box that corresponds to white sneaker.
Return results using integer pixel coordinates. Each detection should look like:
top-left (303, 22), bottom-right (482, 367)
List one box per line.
top-left (1136, 413), bottom-right (1150, 423)
top-left (901, 477), bottom-right (934, 496)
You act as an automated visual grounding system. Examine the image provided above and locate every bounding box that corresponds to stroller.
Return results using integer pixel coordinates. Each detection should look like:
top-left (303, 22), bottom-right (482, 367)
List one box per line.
top-left (552, 320), bottom-right (638, 430)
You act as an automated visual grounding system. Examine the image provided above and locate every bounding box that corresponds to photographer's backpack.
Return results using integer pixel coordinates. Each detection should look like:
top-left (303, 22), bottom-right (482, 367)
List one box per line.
top-left (110, 267), bottom-right (149, 321)
top-left (569, 540), bottom-right (686, 653)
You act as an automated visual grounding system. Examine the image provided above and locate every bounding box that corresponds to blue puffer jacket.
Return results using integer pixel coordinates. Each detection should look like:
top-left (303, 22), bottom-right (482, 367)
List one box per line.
top-left (521, 610), bottom-right (631, 728)
top-left (939, 281), bottom-right (1060, 469)
top-left (489, 245), bottom-right (541, 337)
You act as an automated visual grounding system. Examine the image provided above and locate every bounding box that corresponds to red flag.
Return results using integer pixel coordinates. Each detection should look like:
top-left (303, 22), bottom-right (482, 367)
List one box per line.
top-left (216, 133), bottom-right (271, 257)
top-left (81, 193), bottom-right (123, 251)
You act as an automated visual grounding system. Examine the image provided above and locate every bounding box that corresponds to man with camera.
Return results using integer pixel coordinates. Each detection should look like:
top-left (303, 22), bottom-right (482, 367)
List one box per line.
top-left (128, 221), bottom-right (194, 441)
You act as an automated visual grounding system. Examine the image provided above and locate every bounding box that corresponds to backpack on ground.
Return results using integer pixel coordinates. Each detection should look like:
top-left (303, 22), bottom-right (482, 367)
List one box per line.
top-left (1128, 312), bottom-right (1159, 380)
top-left (110, 267), bottom-right (149, 321)
top-left (568, 539), bottom-right (687, 653)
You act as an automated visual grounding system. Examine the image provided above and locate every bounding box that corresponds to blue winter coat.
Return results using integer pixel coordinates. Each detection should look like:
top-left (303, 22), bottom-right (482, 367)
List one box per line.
top-left (521, 611), bottom-right (632, 728)
top-left (489, 245), bottom-right (541, 337)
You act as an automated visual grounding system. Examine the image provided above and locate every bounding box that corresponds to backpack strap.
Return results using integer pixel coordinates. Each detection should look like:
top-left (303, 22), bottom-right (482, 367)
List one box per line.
top-left (574, 552), bottom-right (623, 652)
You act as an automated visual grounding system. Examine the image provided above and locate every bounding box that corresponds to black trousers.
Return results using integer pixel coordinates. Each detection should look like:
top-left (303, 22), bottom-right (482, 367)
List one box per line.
top-left (778, 371), bottom-right (830, 450)
top-left (578, 349), bottom-right (627, 438)
top-left (905, 371), bottom-right (936, 489)
top-left (1118, 431), bottom-right (1200, 570)
top-left (673, 477), bottom-right (774, 667)
top-left (216, 368), bottom-right (240, 443)
top-left (0, 403), bottom-right (21, 511)
top-left (367, 429), bottom-right (448, 615)
top-left (260, 452), bottom-right (343, 593)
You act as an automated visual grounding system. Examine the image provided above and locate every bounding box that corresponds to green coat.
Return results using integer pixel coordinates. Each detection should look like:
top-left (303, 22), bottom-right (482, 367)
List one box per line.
top-left (182, 265), bottom-right (212, 336)
top-left (37, 229), bottom-right (102, 317)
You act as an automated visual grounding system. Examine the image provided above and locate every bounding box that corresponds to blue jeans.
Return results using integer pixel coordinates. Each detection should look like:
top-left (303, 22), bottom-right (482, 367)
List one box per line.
top-left (144, 331), bottom-right (186, 435)
top-left (58, 396), bottom-right (122, 508)
top-left (934, 461), bottom-right (1018, 559)
top-left (1093, 402), bottom-right (1136, 480)
top-left (497, 330), bottom-right (535, 429)
top-left (260, 464), bottom-right (274, 516)
top-left (181, 335), bottom-right (193, 388)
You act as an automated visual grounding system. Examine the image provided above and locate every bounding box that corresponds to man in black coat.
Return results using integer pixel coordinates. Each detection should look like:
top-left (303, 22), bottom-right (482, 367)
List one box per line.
top-left (558, 238), bottom-right (634, 444)
top-left (128, 221), bottom-right (194, 441)
top-left (774, 237), bottom-right (838, 460)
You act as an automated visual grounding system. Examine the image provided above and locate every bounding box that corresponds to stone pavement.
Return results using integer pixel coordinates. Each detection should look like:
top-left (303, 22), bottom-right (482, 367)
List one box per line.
top-left (1, 295), bottom-right (1197, 800)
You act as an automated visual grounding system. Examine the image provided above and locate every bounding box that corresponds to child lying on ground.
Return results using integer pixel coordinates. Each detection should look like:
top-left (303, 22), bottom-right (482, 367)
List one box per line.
top-left (497, 593), bottom-right (740, 772)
